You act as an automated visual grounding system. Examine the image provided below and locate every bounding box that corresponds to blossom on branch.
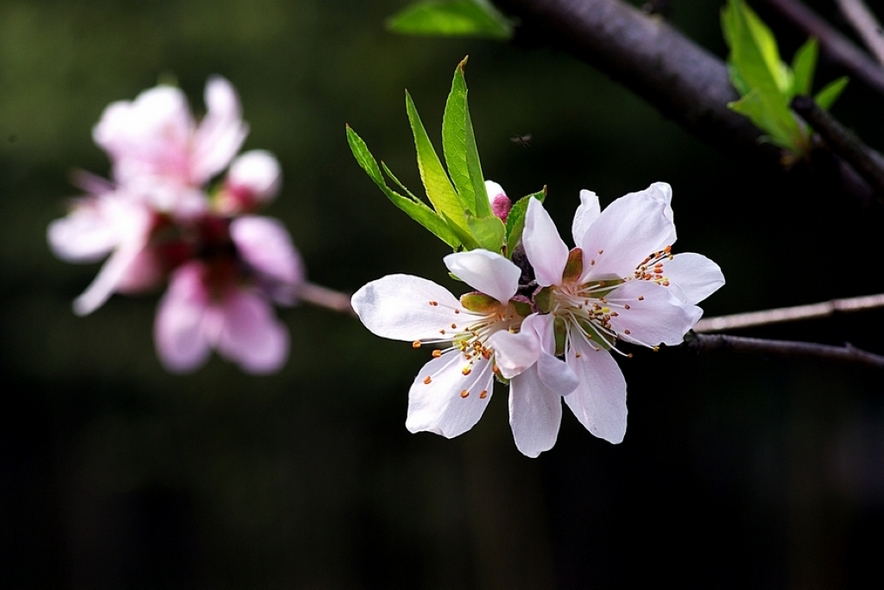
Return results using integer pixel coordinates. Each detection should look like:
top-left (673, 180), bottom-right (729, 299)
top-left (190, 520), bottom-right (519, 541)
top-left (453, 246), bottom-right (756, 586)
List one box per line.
top-left (48, 77), bottom-right (304, 374)
top-left (351, 250), bottom-right (577, 450)
top-left (522, 183), bottom-right (725, 444)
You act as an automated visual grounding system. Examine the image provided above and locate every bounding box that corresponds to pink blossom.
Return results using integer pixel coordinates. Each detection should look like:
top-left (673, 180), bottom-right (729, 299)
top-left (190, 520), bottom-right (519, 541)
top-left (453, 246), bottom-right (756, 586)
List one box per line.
top-left (153, 216), bottom-right (303, 373)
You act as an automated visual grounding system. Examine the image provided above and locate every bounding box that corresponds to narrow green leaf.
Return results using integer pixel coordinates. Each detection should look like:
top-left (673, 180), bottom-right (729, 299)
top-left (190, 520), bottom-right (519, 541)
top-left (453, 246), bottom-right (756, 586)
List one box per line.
top-left (814, 76), bottom-right (849, 111)
top-left (386, 0), bottom-right (512, 40)
top-left (405, 90), bottom-right (467, 232)
top-left (504, 189), bottom-right (546, 258)
top-left (724, 0), bottom-right (791, 95)
top-left (442, 57), bottom-right (489, 218)
top-left (467, 215), bottom-right (505, 253)
top-left (791, 38), bottom-right (818, 97)
top-left (346, 125), bottom-right (461, 248)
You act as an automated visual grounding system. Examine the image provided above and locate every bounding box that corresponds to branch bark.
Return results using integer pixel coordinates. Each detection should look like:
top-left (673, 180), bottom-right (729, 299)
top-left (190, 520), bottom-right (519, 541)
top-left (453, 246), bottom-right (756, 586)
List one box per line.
top-left (684, 332), bottom-right (884, 369)
top-left (491, 0), bottom-right (877, 204)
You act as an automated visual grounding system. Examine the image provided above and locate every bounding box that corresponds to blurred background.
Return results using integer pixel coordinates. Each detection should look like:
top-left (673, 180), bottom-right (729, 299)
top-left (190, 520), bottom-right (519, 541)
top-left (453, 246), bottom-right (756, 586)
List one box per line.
top-left (2, 0), bottom-right (884, 587)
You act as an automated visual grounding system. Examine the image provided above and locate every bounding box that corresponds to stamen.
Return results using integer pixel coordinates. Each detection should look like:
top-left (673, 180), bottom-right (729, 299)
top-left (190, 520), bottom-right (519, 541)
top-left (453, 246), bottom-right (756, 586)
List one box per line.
top-left (423, 376), bottom-right (432, 384)
top-left (479, 390), bottom-right (488, 399)
top-left (460, 389), bottom-right (470, 398)
top-left (429, 300), bottom-right (438, 306)
top-left (432, 350), bottom-right (442, 358)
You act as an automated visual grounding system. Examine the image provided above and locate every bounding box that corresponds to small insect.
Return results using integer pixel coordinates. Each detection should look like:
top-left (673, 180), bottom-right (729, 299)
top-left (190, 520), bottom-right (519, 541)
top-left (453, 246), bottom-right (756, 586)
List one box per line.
top-left (510, 133), bottom-right (532, 149)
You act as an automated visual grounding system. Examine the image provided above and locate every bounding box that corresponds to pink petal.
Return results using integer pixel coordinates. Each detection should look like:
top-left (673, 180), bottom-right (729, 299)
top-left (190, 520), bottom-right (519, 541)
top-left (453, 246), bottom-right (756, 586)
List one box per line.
top-left (47, 202), bottom-right (119, 263)
top-left (606, 280), bottom-right (701, 347)
top-left (508, 365), bottom-right (563, 457)
top-left (192, 76), bottom-right (248, 184)
top-left (520, 313), bottom-right (579, 394)
top-left (563, 340), bottom-right (627, 443)
top-left (523, 198), bottom-right (569, 287)
top-left (571, 189), bottom-right (601, 246)
top-left (444, 250), bottom-right (520, 304)
top-left (405, 351), bottom-right (495, 438)
top-left (230, 216), bottom-right (304, 304)
top-left (579, 182), bottom-right (677, 281)
top-left (221, 150), bottom-right (282, 212)
top-left (351, 274), bottom-right (463, 341)
top-left (216, 288), bottom-right (289, 374)
top-left (663, 253), bottom-right (725, 305)
top-left (154, 263), bottom-right (213, 373)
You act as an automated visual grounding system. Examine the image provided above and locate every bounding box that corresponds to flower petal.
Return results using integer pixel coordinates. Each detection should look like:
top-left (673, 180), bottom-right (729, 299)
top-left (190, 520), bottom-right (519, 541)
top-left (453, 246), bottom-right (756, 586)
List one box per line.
top-left (230, 216), bottom-right (304, 305)
top-left (192, 76), bottom-right (248, 184)
top-left (216, 288), bottom-right (289, 374)
top-left (443, 250), bottom-right (520, 304)
top-left (47, 203), bottom-right (119, 263)
top-left (607, 280), bottom-right (701, 347)
top-left (508, 366), bottom-right (563, 457)
top-left (579, 182), bottom-right (677, 280)
top-left (72, 241), bottom-right (145, 316)
top-left (520, 313), bottom-right (579, 394)
top-left (564, 340), bottom-right (627, 443)
top-left (487, 328), bottom-right (539, 379)
top-left (221, 150), bottom-right (282, 212)
top-left (571, 189), bottom-right (601, 246)
top-left (351, 274), bottom-right (462, 341)
top-left (663, 252), bottom-right (725, 306)
top-left (154, 262), bottom-right (212, 373)
top-left (523, 198), bottom-right (569, 287)
top-left (406, 351), bottom-right (495, 438)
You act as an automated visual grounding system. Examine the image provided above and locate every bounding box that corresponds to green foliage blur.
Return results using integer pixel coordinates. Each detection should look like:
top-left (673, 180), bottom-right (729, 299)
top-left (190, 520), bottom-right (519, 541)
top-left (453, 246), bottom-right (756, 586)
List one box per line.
top-left (2, 0), bottom-right (884, 587)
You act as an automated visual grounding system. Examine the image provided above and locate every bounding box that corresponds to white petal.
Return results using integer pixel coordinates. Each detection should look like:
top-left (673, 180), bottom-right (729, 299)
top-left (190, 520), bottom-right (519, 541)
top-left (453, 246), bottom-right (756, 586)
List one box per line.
top-left (484, 180), bottom-right (506, 202)
top-left (606, 280), bottom-right (701, 347)
top-left (351, 275), bottom-right (462, 341)
top-left (519, 313), bottom-right (579, 394)
top-left (405, 351), bottom-right (495, 438)
top-left (72, 241), bottom-right (144, 316)
top-left (663, 253), bottom-right (725, 305)
top-left (192, 76), bottom-right (248, 183)
top-left (487, 328), bottom-right (539, 379)
top-left (523, 198), bottom-right (569, 287)
top-left (508, 366), bottom-right (563, 458)
top-left (444, 250), bottom-right (520, 304)
top-left (571, 189), bottom-right (601, 246)
top-left (579, 182), bottom-right (677, 280)
top-left (230, 216), bottom-right (304, 304)
top-left (47, 204), bottom-right (118, 263)
top-left (563, 340), bottom-right (627, 443)
top-left (216, 288), bottom-right (289, 374)
top-left (154, 263), bottom-right (212, 373)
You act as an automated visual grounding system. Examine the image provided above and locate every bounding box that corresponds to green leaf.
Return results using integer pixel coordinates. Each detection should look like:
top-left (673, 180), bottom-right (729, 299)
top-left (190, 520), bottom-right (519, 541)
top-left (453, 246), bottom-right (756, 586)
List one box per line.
top-left (728, 89), bottom-right (803, 152)
top-left (346, 125), bottom-right (461, 248)
top-left (387, 0), bottom-right (512, 40)
top-left (467, 215), bottom-right (505, 253)
top-left (404, 90), bottom-right (468, 233)
top-left (790, 38), bottom-right (818, 97)
top-left (504, 188), bottom-right (546, 258)
top-left (442, 56), bottom-right (489, 218)
top-left (814, 76), bottom-right (849, 111)
top-left (723, 0), bottom-right (791, 95)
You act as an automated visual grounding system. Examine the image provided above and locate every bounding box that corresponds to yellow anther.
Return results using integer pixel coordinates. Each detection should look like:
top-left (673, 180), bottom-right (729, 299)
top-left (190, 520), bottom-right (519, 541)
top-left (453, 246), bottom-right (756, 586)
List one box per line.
top-left (412, 340), bottom-right (422, 348)
top-left (423, 376), bottom-right (432, 384)
top-left (460, 389), bottom-right (470, 398)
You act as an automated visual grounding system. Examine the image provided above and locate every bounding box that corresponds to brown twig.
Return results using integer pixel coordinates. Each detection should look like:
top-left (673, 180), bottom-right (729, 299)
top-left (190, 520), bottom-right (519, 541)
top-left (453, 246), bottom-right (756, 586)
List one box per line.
top-left (298, 281), bottom-right (357, 316)
top-left (791, 95), bottom-right (884, 195)
top-left (836, 0), bottom-right (884, 65)
top-left (491, 0), bottom-right (876, 205)
top-left (695, 292), bottom-right (884, 332)
top-left (759, 0), bottom-right (884, 96)
top-left (684, 332), bottom-right (884, 369)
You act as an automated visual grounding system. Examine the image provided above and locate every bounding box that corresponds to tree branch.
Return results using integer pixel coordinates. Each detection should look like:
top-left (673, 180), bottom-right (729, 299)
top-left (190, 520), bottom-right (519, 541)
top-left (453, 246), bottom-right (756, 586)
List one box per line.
top-left (684, 332), bottom-right (884, 369)
top-left (836, 0), bottom-right (884, 65)
top-left (695, 292), bottom-right (884, 332)
top-left (298, 281), bottom-right (357, 316)
top-left (491, 0), bottom-right (877, 204)
top-left (791, 95), bottom-right (884, 195)
top-left (759, 0), bottom-right (884, 96)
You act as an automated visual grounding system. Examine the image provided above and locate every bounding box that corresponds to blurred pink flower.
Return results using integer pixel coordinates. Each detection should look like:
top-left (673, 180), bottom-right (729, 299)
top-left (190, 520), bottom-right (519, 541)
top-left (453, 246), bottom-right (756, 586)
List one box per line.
top-left (154, 216), bottom-right (303, 374)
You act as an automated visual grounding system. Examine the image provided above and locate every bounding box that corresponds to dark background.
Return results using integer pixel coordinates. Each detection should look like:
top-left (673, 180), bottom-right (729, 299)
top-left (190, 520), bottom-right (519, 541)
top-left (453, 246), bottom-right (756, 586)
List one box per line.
top-left (2, 0), bottom-right (883, 587)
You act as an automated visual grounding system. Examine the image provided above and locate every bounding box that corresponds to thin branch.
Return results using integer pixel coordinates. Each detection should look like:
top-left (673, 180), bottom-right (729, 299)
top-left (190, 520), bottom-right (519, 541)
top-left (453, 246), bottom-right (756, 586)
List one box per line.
top-left (684, 332), bottom-right (884, 369)
top-left (836, 0), bottom-right (884, 65)
top-left (759, 0), bottom-right (884, 96)
top-left (694, 292), bottom-right (884, 332)
top-left (791, 95), bottom-right (884, 195)
top-left (491, 0), bottom-right (876, 205)
top-left (298, 281), bottom-right (357, 316)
